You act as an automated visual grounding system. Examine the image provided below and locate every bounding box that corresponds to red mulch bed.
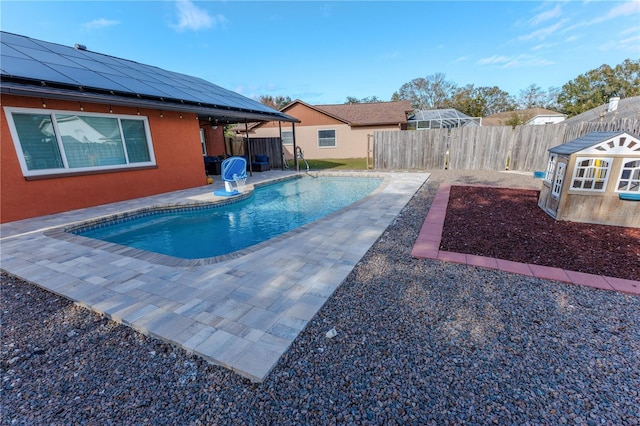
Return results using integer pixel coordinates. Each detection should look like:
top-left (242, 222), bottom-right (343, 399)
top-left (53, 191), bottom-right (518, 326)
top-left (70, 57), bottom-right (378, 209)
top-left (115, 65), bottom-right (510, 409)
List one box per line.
top-left (440, 185), bottom-right (640, 281)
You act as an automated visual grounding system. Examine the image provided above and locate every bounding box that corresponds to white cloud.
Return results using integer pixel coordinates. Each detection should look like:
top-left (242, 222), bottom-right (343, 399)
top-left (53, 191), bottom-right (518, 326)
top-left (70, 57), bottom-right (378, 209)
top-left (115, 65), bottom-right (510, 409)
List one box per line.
top-left (478, 54), bottom-right (554, 69)
top-left (564, 1), bottom-right (640, 32)
top-left (519, 20), bottom-right (567, 41)
top-left (531, 42), bottom-right (555, 51)
top-left (599, 34), bottom-right (640, 52)
top-left (603, 1), bottom-right (640, 20)
top-left (381, 51), bottom-right (402, 60)
top-left (82, 18), bottom-right (119, 31)
top-left (172, 0), bottom-right (226, 31)
top-left (477, 55), bottom-right (510, 65)
top-left (529, 4), bottom-right (562, 26)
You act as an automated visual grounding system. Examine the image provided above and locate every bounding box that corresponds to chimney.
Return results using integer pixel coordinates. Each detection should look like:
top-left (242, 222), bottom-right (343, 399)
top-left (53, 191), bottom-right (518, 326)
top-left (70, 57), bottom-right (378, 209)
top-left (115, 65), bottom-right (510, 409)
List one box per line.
top-left (607, 96), bottom-right (620, 112)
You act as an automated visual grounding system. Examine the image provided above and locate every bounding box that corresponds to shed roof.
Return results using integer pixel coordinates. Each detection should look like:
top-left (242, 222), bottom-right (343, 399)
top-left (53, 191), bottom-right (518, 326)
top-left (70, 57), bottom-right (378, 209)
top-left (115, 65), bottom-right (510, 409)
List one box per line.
top-left (548, 131), bottom-right (637, 155)
top-left (0, 31), bottom-right (297, 124)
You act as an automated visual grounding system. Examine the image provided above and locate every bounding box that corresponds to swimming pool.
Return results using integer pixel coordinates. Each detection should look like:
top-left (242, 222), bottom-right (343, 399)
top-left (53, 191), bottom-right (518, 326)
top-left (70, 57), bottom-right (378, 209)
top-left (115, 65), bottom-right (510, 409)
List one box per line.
top-left (75, 176), bottom-right (383, 259)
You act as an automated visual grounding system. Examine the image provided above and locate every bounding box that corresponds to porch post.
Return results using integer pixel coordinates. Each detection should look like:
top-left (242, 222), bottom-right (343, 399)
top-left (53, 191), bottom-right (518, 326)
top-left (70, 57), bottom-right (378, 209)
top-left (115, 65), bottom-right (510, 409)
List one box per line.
top-left (278, 121), bottom-right (284, 171)
top-left (292, 121), bottom-right (298, 172)
top-left (245, 120), bottom-right (252, 176)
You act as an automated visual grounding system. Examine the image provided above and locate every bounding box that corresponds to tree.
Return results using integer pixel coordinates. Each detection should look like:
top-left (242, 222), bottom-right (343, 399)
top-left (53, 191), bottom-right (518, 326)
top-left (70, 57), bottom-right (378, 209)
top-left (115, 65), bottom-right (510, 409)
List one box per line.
top-left (344, 96), bottom-right (383, 104)
top-left (449, 84), bottom-right (515, 117)
top-left (518, 84), bottom-right (547, 109)
top-left (478, 86), bottom-right (517, 115)
top-left (256, 95), bottom-right (292, 110)
top-left (544, 87), bottom-right (561, 111)
top-left (557, 58), bottom-right (640, 116)
top-left (391, 73), bottom-right (456, 109)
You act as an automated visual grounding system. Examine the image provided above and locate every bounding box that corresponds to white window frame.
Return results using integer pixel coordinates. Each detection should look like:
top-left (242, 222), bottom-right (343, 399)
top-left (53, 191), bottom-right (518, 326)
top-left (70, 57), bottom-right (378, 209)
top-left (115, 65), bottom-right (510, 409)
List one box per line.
top-left (5, 107), bottom-right (156, 178)
top-left (281, 130), bottom-right (293, 146)
top-left (200, 128), bottom-right (207, 155)
top-left (545, 153), bottom-right (557, 183)
top-left (552, 162), bottom-right (565, 198)
top-left (317, 129), bottom-right (336, 148)
top-left (616, 157), bottom-right (640, 193)
top-left (570, 157), bottom-right (611, 192)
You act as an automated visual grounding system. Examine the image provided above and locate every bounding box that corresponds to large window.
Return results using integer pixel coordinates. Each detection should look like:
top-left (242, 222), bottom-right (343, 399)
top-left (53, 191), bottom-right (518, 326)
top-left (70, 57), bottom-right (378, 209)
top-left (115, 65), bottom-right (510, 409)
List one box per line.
top-left (570, 157), bottom-right (611, 192)
top-left (617, 158), bottom-right (640, 193)
top-left (281, 130), bottom-right (293, 146)
top-left (318, 129), bottom-right (336, 148)
top-left (5, 107), bottom-right (155, 177)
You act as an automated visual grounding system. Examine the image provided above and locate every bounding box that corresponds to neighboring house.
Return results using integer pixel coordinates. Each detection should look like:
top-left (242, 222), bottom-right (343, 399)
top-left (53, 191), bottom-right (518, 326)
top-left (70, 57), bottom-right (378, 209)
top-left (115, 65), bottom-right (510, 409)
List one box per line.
top-left (538, 131), bottom-right (640, 227)
top-left (1, 31), bottom-right (296, 223)
top-left (407, 108), bottom-right (480, 130)
top-left (249, 100), bottom-right (413, 160)
top-left (561, 96), bottom-right (640, 125)
top-left (483, 108), bottom-right (566, 126)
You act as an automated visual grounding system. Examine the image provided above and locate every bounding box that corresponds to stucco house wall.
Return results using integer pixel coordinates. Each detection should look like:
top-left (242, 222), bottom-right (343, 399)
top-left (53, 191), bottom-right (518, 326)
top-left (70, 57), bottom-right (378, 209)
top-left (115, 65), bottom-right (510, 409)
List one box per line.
top-left (1, 95), bottom-right (205, 223)
top-left (0, 31), bottom-right (296, 223)
top-left (250, 100), bottom-right (410, 160)
top-left (254, 123), bottom-right (398, 160)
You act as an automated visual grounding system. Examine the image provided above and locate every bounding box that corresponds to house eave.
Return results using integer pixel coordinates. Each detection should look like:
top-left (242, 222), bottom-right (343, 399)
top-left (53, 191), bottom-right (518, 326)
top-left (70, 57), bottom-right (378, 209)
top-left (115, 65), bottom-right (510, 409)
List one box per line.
top-left (1, 80), bottom-right (300, 124)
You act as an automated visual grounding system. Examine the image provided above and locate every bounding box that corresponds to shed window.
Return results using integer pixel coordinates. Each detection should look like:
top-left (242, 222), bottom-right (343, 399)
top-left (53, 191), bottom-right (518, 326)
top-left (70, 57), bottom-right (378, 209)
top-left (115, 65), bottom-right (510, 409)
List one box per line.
top-left (318, 129), bottom-right (336, 148)
top-left (552, 162), bottom-right (565, 198)
top-left (570, 157), bottom-right (610, 192)
top-left (5, 107), bottom-right (155, 178)
top-left (281, 131), bottom-right (293, 146)
top-left (545, 154), bottom-right (557, 183)
top-left (616, 158), bottom-right (640, 193)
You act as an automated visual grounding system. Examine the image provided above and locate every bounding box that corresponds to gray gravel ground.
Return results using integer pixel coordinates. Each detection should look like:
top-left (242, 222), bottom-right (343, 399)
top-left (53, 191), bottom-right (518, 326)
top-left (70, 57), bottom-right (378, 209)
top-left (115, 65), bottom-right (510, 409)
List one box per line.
top-left (2, 170), bottom-right (639, 425)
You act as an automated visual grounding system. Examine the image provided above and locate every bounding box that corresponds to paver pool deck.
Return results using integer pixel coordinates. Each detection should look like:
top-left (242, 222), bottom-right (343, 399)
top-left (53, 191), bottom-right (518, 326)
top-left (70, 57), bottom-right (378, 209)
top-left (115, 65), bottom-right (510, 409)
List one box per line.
top-left (1, 170), bottom-right (429, 382)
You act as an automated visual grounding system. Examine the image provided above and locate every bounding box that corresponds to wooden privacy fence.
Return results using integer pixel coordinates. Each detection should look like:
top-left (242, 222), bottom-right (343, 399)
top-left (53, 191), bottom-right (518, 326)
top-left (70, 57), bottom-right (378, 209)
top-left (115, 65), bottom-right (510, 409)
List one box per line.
top-left (374, 118), bottom-right (640, 172)
top-left (231, 137), bottom-right (284, 169)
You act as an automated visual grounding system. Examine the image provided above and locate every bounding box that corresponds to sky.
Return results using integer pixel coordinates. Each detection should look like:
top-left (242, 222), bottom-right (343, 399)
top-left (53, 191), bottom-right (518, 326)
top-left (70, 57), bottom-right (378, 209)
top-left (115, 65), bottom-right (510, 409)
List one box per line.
top-left (1, 1), bottom-right (639, 105)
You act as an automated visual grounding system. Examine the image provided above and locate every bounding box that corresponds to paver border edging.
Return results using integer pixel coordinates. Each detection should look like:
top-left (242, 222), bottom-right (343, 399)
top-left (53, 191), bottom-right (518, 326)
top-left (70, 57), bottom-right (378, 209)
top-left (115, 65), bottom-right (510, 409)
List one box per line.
top-left (411, 183), bottom-right (640, 296)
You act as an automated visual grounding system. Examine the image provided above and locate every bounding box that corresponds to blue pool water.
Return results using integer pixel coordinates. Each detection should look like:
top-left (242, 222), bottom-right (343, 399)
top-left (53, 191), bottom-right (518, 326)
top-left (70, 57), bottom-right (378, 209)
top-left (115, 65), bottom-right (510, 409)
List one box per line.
top-left (76, 176), bottom-right (382, 259)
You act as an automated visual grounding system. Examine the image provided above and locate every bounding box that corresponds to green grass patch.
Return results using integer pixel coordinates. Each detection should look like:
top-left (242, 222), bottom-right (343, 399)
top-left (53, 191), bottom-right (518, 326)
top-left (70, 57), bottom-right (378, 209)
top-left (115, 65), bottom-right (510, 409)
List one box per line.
top-left (303, 158), bottom-right (369, 170)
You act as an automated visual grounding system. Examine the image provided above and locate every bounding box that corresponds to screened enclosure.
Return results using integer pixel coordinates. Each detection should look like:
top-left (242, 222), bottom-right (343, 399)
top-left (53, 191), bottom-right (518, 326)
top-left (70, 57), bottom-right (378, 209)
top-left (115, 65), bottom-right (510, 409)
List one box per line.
top-left (407, 109), bottom-right (481, 130)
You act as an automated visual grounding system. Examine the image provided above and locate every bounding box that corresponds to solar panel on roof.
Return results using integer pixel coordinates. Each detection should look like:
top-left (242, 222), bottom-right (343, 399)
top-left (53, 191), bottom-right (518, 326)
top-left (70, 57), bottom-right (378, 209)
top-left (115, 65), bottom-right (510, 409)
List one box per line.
top-left (1, 31), bottom-right (297, 122)
top-left (65, 57), bottom-right (122, 74)
top-left (0, 43), bottom-right (31, 60)
top-left (1, 55), bottom-right (78, 84)
top-left (100, 74), bottom-right (174, 98)
top-left (20, 46), bottom-right (81, 67)
top-left (53, 65), bottom-right (130, 91)
top-left (31, 40), bottom-right (87, 59)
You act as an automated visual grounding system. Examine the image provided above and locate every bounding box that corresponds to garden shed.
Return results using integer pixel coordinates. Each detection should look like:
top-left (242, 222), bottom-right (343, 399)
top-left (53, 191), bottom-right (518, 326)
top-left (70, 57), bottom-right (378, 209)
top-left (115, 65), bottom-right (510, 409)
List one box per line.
top-left (538, 131), bottom-right (640, 227)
